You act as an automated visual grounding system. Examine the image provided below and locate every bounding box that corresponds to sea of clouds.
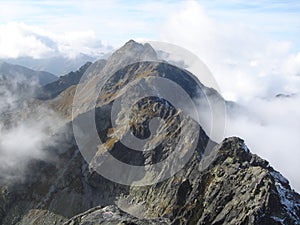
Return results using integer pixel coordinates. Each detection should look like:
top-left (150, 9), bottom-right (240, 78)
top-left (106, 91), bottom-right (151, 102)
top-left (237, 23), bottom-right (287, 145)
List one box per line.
top-left (160, 1), bottom-right (300, 192)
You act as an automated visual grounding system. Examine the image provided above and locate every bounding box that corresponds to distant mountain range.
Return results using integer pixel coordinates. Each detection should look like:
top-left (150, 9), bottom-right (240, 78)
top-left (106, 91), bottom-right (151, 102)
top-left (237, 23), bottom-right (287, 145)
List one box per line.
top-left (2, 53), bottom-right (100, 75)
top-left (0, 61), bottom-right (57, 86)
top-left (37, 61), bottom-right (92, 99)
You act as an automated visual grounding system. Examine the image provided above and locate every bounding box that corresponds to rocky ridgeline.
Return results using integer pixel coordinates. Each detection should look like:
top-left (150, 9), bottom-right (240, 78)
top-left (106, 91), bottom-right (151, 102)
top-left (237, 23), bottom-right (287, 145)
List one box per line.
top-left (0, 40), bottom-right (299, 225)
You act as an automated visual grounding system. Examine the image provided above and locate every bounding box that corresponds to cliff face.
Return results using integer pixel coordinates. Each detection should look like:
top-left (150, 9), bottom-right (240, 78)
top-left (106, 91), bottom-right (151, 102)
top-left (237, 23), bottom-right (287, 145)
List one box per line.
top-left (0, 40), bottom-right (299, 225)
top-left (64, 137), bottom-right (300, 225)
top-left (2, 137), bottom-right (298, 225)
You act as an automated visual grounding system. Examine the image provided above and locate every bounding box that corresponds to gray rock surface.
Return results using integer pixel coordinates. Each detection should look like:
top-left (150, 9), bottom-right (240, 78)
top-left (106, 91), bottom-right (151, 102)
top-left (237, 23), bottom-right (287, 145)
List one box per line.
top-left (0, 40), bottom-right (299, 225)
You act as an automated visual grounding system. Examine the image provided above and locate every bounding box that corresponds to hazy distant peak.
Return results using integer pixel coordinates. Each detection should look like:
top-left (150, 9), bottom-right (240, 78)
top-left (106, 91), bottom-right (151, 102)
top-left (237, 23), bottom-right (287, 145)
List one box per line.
top-left (0, 61), bottom-right (57, 85)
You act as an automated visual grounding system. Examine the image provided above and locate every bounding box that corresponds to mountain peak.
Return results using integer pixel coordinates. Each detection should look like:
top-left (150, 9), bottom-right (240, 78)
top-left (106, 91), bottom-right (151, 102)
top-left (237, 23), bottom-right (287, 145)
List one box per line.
top-left (125, 39), bottom-right (137, 45)
top-left (112, 39), bottom-right (157, 61)
top-left (1, 40), bottom-right (299, 225)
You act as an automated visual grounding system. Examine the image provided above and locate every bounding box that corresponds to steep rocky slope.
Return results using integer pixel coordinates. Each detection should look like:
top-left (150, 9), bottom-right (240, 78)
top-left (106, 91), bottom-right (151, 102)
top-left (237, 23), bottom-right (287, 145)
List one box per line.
top-left (64, 137), bottom-right (300, 225)
top-left (0, 40), bottom-right (299, 225)
top-left (1, 135), bottom-right (298, 225)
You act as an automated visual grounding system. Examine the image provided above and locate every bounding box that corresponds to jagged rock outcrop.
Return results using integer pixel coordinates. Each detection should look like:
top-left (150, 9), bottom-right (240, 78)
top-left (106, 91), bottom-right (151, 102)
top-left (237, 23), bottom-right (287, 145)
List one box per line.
top-left (122, 137), bottom-right (300, 224)
top-left (1, 136), bottom-right (299, 224)
top-left (0, 40), bottom-right (299, 225)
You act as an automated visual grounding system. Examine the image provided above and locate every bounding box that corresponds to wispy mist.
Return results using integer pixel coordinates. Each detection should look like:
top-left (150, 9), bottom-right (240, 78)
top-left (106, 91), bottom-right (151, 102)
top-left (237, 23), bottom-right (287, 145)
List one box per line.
top-left (225, 95), bottom-right (300, 191)
top-left (0, 77), bottom-right (65, 183)
top-left (157, 1), bottom-right (300, 192)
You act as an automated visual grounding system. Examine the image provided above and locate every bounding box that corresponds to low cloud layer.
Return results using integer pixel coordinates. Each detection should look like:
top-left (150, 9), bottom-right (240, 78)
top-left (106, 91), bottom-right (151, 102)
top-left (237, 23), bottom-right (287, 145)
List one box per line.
top-left (0, 78), bottom-right (65, 183)
top-left (226, 95), bottom-right (300, 191)
top-left (160, 1), bottom-right (300, 192)
top-left (0, 0), bottom-right (299, 192)
top-left (161, 1), bottom-right (300, 101)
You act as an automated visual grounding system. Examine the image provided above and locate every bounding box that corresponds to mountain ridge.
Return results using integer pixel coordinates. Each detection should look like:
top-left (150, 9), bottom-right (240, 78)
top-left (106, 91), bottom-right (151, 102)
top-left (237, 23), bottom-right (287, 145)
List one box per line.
top-left (0, 40), bottom-right (299, 225)
top-left (0, 61), bottom-right (57, 86)
top-left (37, 61), bottom-right (93, 99)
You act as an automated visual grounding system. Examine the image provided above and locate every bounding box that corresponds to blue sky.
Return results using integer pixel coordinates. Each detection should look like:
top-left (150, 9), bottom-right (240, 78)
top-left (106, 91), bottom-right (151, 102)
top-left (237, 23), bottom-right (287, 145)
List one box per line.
top-left (0, 0), bottom-right (300, 98)
top-left (0, 0), bottom-right (299, 109)
top-left (0, 0), bottom-right (299, 50)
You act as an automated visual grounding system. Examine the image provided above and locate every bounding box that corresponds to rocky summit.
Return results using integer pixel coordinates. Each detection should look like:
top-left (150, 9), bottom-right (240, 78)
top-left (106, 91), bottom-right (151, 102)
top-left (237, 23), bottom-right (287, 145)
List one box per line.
top-left (0, 40), bottom-right (299, 225)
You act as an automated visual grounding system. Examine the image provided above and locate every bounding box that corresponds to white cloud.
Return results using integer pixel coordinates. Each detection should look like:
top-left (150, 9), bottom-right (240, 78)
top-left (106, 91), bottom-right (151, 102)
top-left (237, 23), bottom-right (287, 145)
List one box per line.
top-left (0, 0), bottom-right (299, 192)
top-left (284, 52), bottom-right (300, 76)
top-left (0, 22), bottom-right (111, 59)
top-left (0, 23), bottom-right (54, 58)
top-left (160, 1), bottom-right (300, 101)
top-left (225, 95), bottom-right (300, 192)
top-left (0, 78), bottom-right (66, 182)
top-left (159, 1), bottom-right (300, 192)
